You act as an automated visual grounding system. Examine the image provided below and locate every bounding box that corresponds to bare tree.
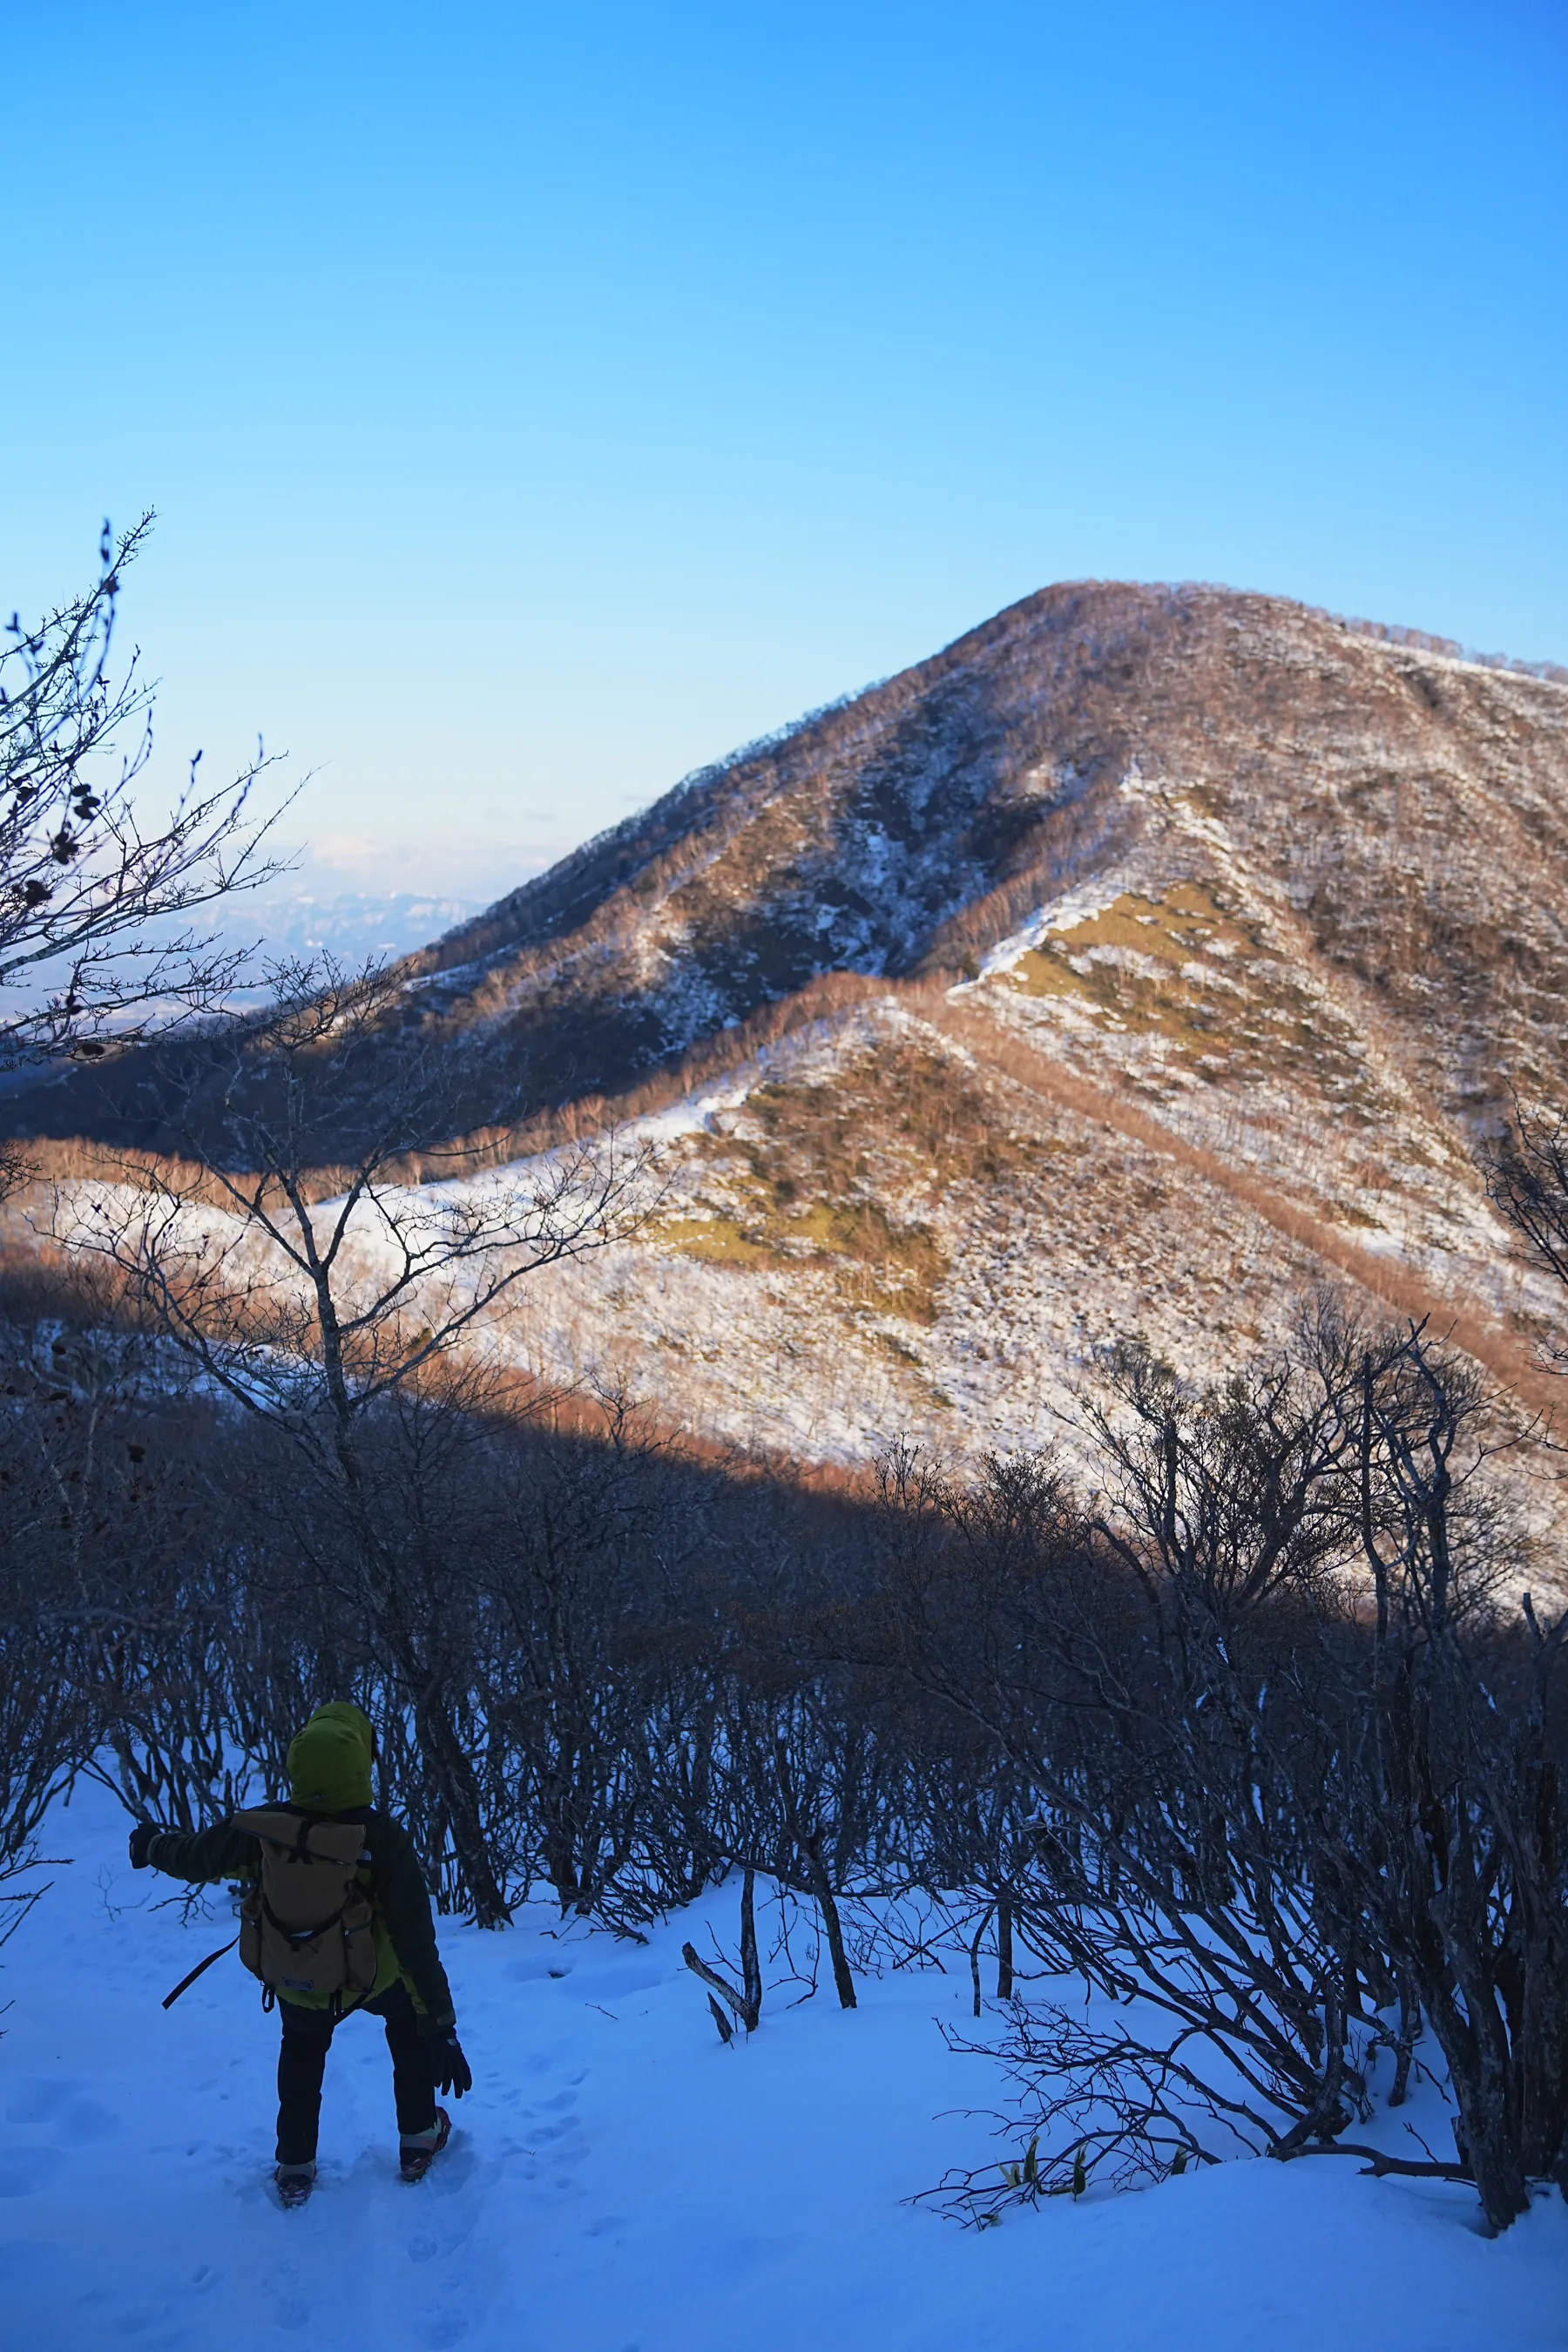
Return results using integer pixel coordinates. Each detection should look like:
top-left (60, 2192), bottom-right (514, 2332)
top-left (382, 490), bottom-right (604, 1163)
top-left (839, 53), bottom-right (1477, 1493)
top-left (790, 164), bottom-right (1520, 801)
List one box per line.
top-left (64, 960), bottom-right (652, 1440)
top-left (60, 956), bottom-right (656, 1923)
top-left (1486, 1101), bottom-right (1568, 1371)
top-left (1, 516), bottom-right (287, 1068)
top-left (0, 1297), bottom-right (220, 1929)
top-left (888, 1317), bottom-right (1566, 2237)
top-left (1297, 1328), bottom-right (1568, 2233)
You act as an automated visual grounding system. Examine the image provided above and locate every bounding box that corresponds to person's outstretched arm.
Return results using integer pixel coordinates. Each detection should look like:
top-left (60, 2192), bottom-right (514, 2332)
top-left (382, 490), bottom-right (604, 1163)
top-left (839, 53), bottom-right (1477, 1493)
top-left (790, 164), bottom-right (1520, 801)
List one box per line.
top-left (128, 1819), bottom-right (257, 1883)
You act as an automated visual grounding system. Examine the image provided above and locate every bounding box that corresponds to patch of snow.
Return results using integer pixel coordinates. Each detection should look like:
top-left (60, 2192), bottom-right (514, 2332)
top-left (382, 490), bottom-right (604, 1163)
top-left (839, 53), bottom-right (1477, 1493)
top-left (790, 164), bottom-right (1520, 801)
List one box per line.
top-left (3, 1778), bottom-right (1565, 2350)
top-left (962, 878), bottom-right (1139, 983)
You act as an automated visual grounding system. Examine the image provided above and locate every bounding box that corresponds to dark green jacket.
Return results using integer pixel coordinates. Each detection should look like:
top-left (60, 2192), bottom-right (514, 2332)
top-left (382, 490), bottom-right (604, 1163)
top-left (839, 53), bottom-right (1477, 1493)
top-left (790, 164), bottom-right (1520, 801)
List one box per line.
top-left (145, 1705), bottom-right (455, 2027)
top-left (145, 1806), bottom-right (456, 2028)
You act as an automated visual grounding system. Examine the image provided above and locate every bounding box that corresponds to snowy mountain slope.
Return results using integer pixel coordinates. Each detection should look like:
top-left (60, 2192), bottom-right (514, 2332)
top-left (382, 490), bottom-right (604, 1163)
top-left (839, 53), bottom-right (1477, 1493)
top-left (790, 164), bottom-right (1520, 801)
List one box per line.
top-left (8, 581), bottom-right (1568, 1491)
top-left (451, 992), bottom-right (1567, 1572)
top-left (429, 591), bottom-right (1568, 1482)
top-left (21, 579), bottom-right (1568, 1150)
top-left (392, 584), bottom-right (1568, 1127)
top-left (4, 1777), bottom-right (1567, 2352)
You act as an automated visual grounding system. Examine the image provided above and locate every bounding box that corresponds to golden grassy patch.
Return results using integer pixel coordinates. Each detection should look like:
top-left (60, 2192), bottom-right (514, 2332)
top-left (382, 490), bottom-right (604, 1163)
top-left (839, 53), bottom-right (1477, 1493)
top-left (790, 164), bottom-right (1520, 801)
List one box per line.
top-left (652, 1040), bottom-right (1048, 1323)
top-left (652, 1214), bottom-right (779, 1268)
top-left (1006, 884), bottom-right (1377, 1102)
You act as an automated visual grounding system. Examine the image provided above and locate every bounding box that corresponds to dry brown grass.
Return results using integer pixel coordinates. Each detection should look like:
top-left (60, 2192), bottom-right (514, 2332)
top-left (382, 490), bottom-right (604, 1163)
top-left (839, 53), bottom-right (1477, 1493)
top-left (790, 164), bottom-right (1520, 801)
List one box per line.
top-left (9, 925), bottom-right (1559, 1438)
top-left (921, 989), bottom-right (1560, 1421)
top-left (657, 1040), bottom-right (965, 1321)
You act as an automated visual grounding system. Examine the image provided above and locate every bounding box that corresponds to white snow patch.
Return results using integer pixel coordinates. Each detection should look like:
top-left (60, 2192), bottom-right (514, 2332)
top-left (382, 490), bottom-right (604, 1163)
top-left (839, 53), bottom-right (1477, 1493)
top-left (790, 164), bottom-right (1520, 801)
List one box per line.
top-left (2, 1780), bottom-right (1565, 2351)
top-left (961, 879), bottom-right (1138, 983)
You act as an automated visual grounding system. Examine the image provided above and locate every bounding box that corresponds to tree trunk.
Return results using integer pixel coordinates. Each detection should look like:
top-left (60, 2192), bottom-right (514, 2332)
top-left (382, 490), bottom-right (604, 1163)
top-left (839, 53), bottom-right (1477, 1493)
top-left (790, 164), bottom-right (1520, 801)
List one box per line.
top-left (800, 1831), bottom-right (857, 2011)
top-left (412, 1683), bottom-right (511, 1928)
top-left (997, 1894), bottom-right (1015, 2001)
top-left (773, 1735), bottom-right (856, 2010)
top-left (740, 1868), bottom-right (761, 2024)
top-left (1389, 1977), bottom-right (1419, 2109)
top-left (683, 1869), bottom-right (762, 2032)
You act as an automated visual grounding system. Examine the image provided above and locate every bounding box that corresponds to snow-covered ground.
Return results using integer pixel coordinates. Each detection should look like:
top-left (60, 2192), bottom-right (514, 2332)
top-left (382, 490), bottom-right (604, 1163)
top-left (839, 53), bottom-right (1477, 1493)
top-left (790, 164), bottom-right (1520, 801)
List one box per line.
top-left (3, 1780), bottom-right (1565, 2350)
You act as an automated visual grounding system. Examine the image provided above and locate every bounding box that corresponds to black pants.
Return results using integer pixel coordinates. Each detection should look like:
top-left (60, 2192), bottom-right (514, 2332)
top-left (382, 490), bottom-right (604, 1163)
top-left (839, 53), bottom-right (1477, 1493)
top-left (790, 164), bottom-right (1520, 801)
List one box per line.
top-left (275, 1980), bottom-right (436, 2165)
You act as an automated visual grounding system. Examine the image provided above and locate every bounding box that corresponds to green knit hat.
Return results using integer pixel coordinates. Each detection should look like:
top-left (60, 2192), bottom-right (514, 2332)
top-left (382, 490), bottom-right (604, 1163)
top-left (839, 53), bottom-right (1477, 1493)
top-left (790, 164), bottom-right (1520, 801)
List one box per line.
top-left (287, 1700), bottom-right (375, 1813)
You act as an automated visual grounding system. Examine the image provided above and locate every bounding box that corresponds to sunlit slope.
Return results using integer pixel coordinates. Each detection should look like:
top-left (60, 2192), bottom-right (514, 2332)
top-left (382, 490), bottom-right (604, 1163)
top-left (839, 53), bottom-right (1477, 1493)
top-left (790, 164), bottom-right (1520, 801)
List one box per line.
top-left (396, 580), bottom-right (1568, 1132)
top-left (10, 581), bottom-right (1568, 1497)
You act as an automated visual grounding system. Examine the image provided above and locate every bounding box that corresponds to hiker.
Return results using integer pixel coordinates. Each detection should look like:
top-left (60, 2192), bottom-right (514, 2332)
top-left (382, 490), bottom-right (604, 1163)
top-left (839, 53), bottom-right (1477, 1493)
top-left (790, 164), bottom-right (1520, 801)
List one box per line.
top-left (128, 1700), bottom-right (472, 2208)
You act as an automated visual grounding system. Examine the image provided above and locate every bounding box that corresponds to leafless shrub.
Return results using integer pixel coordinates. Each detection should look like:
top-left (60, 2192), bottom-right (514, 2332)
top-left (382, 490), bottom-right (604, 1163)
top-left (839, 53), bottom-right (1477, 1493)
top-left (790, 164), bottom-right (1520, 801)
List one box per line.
top-left (56, 956), bottom-right (657, 1923)
top-left (0, 515), bottom-right (288, 1067)
top-left (1486, 1100), bottom-right (1568, 1375)
top-left (872, 1310), bottom-right (1565, 2234)
top-left (8, 1209), bottom-right (1566, 2231)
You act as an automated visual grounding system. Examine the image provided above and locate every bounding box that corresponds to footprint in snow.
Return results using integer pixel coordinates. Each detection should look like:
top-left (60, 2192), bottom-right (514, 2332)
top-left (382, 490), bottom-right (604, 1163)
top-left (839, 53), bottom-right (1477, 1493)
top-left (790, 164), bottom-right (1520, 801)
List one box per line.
top-left (0, 2146), bottom-right (66, 2198)
top-left (271, 2261), bottom-right (310, 2332)
top-left (531, 2119), bottom-right (584, 2147)
top-left (106, 2303), bottom-right (172, 2336)
top-left (503, 1953), bottom-right (572, 1983)
top-left (421, 2319), bottom-right (469, 2349)
top-left (4, 2079), bottom-right (118, 2143)
top-left (4, 2078), bottom-right (68, 2123)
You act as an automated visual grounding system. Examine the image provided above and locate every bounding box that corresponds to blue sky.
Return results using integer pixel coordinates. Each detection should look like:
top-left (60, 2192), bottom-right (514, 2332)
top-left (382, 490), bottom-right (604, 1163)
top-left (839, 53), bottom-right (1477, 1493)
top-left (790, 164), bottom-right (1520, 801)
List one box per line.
top-left (3, 2), bottom-right (1565, 910)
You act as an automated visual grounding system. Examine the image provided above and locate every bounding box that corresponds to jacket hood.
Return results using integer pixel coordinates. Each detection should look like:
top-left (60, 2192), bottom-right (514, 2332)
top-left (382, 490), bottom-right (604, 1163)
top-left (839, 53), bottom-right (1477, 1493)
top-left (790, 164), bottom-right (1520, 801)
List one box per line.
top-left (287, 1700), bottom-right (375, 1813)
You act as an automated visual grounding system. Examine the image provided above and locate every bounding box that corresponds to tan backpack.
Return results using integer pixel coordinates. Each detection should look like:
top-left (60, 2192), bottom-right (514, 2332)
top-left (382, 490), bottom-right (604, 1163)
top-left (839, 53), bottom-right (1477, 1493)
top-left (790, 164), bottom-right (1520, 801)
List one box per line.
top-left (233, 1808), bottom-right (379, 2012)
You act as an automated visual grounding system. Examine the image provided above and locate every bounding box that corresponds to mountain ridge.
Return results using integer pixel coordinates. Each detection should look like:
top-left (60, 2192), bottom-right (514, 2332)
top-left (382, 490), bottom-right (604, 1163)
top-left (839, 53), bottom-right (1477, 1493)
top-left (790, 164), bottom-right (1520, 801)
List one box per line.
top-left (425, 579), bottom-right (1566, 987)
top-left (15, 577), bottom-right (1568, 1152)
top-left (393, 577), bottom-right (1568, 1142)
top-left (10, 579), bottom-right (1568, 1509)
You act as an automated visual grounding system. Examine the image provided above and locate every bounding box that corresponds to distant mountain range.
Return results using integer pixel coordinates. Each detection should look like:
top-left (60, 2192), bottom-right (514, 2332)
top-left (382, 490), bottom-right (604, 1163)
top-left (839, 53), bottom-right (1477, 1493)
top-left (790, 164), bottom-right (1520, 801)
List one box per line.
top-left (223, 882), bottom-right (483, 967)
top-left (14, 581), bottom-right (1568, 1498)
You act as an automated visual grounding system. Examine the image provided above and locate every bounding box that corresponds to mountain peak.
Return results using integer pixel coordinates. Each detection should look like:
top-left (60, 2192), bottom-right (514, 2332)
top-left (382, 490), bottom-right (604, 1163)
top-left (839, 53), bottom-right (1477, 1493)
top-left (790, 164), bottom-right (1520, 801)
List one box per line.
top-left (384, 579), bottom-right (1568, 1139)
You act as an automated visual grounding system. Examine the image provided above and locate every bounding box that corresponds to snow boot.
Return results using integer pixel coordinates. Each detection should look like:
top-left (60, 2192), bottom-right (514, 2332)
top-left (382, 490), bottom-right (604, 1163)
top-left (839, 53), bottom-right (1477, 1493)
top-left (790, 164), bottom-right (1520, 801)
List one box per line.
top-left (274, 2161), bottom-right (316, 2209)
top-left (400, 2107), bottom-right (451, 2183)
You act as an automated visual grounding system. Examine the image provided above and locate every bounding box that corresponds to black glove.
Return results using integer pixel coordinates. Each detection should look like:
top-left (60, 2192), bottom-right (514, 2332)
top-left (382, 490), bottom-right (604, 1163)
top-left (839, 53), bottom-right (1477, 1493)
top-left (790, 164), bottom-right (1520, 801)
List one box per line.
top-left (425, 2032), bottom-right (472, 2099)
top-left (127, 1821), bottom-right (159, 1870)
